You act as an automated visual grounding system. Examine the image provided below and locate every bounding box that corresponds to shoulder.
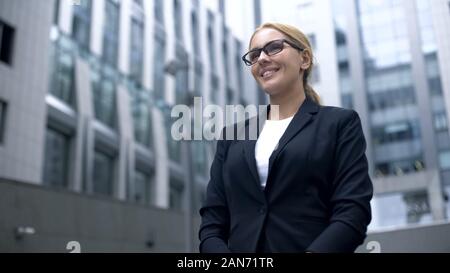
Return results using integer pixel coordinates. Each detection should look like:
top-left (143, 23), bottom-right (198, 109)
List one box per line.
top-left (317, 105), bottom-right (360, 127)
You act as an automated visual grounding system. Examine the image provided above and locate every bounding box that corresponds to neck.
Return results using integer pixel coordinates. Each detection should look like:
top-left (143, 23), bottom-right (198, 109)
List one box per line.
top-left (268, 85), bottom-right (306, 120)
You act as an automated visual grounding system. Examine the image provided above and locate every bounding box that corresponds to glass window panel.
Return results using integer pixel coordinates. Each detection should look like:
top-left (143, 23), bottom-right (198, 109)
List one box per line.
top-left (43, 128), bottom-right (70, 188)
top-left (93, 150), bottom-right (114, 196)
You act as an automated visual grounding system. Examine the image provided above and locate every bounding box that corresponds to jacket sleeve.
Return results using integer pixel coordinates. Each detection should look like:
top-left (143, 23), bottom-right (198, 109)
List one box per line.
top-left (198, 135), bottom-right (232, 253)
top-left (307, 110), bottom-right (373, 252)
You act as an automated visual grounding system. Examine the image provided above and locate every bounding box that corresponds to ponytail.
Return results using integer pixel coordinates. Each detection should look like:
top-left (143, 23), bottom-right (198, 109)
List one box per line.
top-left (303, 70), bottom-right (321, 105)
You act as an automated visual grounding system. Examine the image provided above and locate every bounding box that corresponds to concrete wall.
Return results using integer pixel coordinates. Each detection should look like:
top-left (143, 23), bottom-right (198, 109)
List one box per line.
top-left (0, 178), bottom-right (199, 253)
top-left (358, 222), bottom-right (450, 253)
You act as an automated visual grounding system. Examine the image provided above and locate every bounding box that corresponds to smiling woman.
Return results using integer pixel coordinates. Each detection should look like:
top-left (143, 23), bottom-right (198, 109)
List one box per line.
top-left (199, 22), bottom-right (373, 253)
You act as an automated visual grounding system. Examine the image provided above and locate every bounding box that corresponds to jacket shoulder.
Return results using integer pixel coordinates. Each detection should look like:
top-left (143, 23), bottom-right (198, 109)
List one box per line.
top-left (318, 106), bottom-right (359, 124)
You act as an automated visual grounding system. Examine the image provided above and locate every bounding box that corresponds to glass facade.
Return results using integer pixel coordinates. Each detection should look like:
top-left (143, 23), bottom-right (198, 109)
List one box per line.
top-left (93, 149), bottom-right (114, 196)
top-left (174, 0), bottom-right (184, 44)
top-left (71, 0), bottom-right (91, 50)
top-left (235, 39), bottom-right (245, 104)
top-left (153, 30), bottom-right (166, 102)
top-left (333, 0), bottom-right (354, 110)
top-left (154, 0), bottom-right (164, 25)
top-left (357, 0), bottom-right (424, 178)
top-left (130, 85), bottom-right (153, 147)
top-left (166, 115), bottom-right (181, 162)
top-left (49, 37), bottom-right (75, 106)
top-left (102, 0), bottom-right (120, 68)
top-left (41, 0), bottom-right (249, 211)
top-left (43, 128), bottom-right (70, 188)
top-left (207, 11), bottom-right (216, 69)
top-left (347, 0), bottom-right (450, 228)
top-left (130, 17), bottom-right (144, 83)
top-left (169, 177), bottom-right (184, 211)
top-left (91, 66), bottom-right (117, 128)
top-left (133, 169), bottom-right (153, 205)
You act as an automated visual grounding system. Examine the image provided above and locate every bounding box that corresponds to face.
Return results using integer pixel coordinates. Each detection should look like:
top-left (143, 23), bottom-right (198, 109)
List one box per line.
top-left (248, 28), bottom-right (309, 96)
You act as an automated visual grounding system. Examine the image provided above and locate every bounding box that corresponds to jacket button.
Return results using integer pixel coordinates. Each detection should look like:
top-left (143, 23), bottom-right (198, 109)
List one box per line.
top-left (259, 207), bottom-right (266, 214)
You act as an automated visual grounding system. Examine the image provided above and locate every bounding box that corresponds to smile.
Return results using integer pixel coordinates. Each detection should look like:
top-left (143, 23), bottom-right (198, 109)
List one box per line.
top-left (260, 68), bottom-right (279, 79)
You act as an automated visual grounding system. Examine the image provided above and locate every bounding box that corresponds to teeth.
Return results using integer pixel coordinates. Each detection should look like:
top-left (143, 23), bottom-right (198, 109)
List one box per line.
top-left (262, 70), bottom-right (276, 78)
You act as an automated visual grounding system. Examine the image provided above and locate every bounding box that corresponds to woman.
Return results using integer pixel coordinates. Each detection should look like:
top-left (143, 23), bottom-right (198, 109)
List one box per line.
top-left (199, 22), bottom-right (373, 253)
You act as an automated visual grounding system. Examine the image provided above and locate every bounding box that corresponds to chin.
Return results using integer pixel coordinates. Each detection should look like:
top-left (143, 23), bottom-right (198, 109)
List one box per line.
top-left (259, 82), bottom-right (282, 96)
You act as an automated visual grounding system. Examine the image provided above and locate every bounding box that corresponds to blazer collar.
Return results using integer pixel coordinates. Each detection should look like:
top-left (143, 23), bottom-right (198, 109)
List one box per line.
top-left (243, 96), bottom-right (320, 192)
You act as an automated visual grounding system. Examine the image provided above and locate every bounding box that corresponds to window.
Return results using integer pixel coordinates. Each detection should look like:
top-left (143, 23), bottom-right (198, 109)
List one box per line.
top-left (371, 121), bottom-right (420, 144)
top-left (169, 177), bottom-right (184, 210)
top-left (103, 0), bottom-right (120, 67)
top-left (174, 0), bottom-right (183, 43)
top-left (49, 42), bottom-right (75, 105)
top-left (235, 39), bottom-right (244, 100)
top-left (210, 74), bottom-right (219, 104)
top-left (226, 87), bottom-right (234, 105)
top-left (153, 36), bottom-right (166, 101)
top-left (193, 142), bottom-right (206, 177)
top-left (0, 20), bottom-right (15, 65)
top-left (174, 48), bottom-right (188, 105)
top-left (130, 18), bottom-right (144, 83)
top-left (43, 128), bottom-right (70, 188)
top-left (222, 27), bottom-right (230, 84)
top-left (91, 70), bottom-right (117, 128)
top-left (71, 0), bottom-right (91, 50)
top-left (341, 94), bottom-right (353, 109)
top-left (434, 112), bottom-right (448, 131)
top-left (166, 115), bottom-right (181, 162)
top-left (219, 0), bottom-right (226, 16)
top-left (0, 100), bottom-right (7, 144)
top-left (53, 0), bottom-right (60, 25)
top-left (93, 150), bottom-right (114, 196)
top-left (133, 170), bottom-right (154, 205)
top-left (130, 87), bottom-right (152, 147)
top-left (154, 0), bottom-right (164, 25)
top-left (191, 11), bottom-right (200, 57)
top-left (375, 158), bottom-right (425, 177)
top-left (193, 61), bottom-right (203, 97)
top-left (207, 11), bottom-right (216, 69)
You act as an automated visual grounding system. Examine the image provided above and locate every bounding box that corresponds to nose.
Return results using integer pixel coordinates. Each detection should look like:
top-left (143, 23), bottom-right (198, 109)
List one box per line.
top-left (256, 50), bottom-right (270, 64)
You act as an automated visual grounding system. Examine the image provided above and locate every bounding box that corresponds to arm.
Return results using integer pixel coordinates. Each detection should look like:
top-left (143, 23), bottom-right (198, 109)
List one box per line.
top-left (306, 110), bottom-right (373, 253)
top-left (198, 137), bottom-right (232, 253)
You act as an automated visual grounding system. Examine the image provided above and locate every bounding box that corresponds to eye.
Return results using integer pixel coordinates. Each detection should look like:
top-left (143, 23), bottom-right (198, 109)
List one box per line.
top-left (265, 40), bottom-right (284, 55)
top-left (249, 50), bottom-right (261, 62)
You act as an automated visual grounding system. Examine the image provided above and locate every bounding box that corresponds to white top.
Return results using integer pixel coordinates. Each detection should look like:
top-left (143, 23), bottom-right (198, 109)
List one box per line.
top-left (255, 116), bottom-right (294, 188)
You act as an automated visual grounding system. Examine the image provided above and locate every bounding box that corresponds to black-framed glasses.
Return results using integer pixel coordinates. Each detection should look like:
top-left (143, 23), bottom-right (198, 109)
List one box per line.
top-left (242, 39), bottom-right (304, 66)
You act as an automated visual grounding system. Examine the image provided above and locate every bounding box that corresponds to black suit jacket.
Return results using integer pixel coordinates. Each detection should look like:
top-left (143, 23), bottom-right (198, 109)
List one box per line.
top-left (199, 97), bottom-right (373, 253)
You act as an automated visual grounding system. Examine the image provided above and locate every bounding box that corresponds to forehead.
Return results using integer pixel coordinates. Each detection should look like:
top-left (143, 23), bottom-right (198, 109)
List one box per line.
top-left (250, 28), bottom-right (286, 49)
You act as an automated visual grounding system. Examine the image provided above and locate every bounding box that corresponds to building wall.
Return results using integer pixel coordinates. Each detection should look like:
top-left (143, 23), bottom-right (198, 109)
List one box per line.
top-left (0, 178), bottom-right (192, 252)
top-left (0, 0), bottom-right (54, 184)
top-left (0, 0), bottom-right (259, 252)
top-left (292, 0), bottom-right (341, 107)
top-left (328, 0), bottom-right (450, 229)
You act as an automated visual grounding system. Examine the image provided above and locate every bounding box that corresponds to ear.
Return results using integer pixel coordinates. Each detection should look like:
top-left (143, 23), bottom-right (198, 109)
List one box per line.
top-left (300, 50), bottom-right (312, 71)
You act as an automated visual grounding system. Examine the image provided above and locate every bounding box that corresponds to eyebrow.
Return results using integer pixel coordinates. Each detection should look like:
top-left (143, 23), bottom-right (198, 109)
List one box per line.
top-left (249, 39), bottom-right (283, 51)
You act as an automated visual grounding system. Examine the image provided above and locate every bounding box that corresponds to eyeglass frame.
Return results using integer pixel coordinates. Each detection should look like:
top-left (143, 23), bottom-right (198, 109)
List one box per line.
top-left (241, 39), bottom-right (305, 66)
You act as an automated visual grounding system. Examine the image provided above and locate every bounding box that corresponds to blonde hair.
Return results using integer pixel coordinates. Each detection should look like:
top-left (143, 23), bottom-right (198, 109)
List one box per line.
top-left (249, 22), bottom-right (321, 105)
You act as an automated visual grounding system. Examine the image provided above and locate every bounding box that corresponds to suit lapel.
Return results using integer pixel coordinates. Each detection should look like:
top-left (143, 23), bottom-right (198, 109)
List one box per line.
top-left (266, 97), bottom-right (319, 190)
top-left (242, 97), bottom-right (319, 192)
top-left (242, 107), bottom-right (269, 190)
